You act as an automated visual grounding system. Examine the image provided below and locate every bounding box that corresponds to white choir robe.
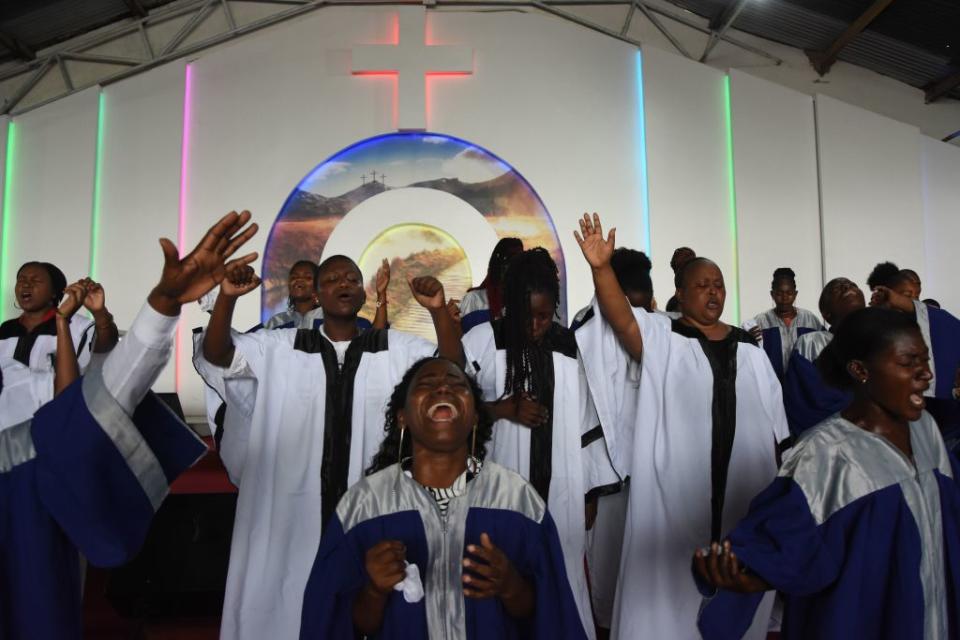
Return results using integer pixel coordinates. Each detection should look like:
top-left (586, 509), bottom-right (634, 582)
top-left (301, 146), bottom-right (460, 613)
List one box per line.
top-left (192, 326), bottom-right (435, 640)
top-left (0, 359), bottom-right (53, 431)
top-left (462, 320), bottom-right (621, 640)
top-left (576, 301), bottom-right (789, 640)
top-left (195, 311), bottom-right (374, 454)
top-left (0, 313), bottom-right (95, 371)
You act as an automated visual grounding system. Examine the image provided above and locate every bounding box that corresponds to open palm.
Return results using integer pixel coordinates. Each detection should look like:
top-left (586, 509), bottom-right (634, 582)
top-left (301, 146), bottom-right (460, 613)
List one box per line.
top-left (574, 212), bottom-right (615, 268)
top-left (154, 210), bottom-right (259, 304)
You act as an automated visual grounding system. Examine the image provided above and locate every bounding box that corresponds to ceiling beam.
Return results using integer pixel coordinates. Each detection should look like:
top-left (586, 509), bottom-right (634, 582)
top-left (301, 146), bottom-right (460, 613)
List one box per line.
top-left (700, 0), bottom-right (749, 62)
top-left (0, 30), bottom-right (36, 61)
top-left (925, 69), bottom-right (960, 104)
top-left (806, 0), bottom-right (897, 76)
top-left (123, 0), bottom-right (149, 18)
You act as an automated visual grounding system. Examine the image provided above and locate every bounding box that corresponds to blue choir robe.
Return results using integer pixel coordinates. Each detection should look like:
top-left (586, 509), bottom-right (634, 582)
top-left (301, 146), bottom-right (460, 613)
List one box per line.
top-left (696, 411), bottom-right (959, 640)
top-left (747, 308), bottom-right (823, 380)
top-left (0, 359), bottom-right (206, 638)
top-left (782, 331), bottom-right (849, 436)
top-left (299, 461), bottom-right (589, 640)
top-left (915, 301), bottom-right (960, 400)
top-left (784, 301), bottom-right (960, 437)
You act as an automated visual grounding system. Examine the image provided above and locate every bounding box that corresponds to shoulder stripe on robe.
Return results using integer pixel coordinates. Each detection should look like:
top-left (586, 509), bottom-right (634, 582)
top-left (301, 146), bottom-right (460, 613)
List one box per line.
top-left (0, 419), bottom-right (36, 472)
top-left (337, 461), bottom-right (546, 532)
top-left (81, 364), bottom-right (189, 510)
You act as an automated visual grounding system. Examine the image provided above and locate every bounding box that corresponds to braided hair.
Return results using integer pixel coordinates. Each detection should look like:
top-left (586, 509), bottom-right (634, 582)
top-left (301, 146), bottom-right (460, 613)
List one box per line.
top-left (366, 357), bottom-right (494, 475)
top-left (500, 248), bottom-right (559, 401)
top-left (478, 237), bottom-right (523, 319)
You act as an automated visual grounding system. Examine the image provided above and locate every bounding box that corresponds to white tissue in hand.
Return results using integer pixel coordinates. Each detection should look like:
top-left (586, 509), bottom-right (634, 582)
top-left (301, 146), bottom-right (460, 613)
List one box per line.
top-left (393, 562), bottom-right (424, 603)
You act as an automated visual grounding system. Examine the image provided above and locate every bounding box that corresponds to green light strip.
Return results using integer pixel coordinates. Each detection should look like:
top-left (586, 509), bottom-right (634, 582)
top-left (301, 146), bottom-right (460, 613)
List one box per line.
top-left (90, 91), bottom-right (105, 280)
top-left (1, 121), bottom-right (16, 323)
top-left (723, 75), bottom-right (741, 324)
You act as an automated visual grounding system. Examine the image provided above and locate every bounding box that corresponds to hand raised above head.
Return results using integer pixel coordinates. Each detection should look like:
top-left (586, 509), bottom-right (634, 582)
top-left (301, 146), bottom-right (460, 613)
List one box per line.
top-left (376, 258), bottom-right (391, 296)
top-left (149, 210), bottom-right (259, 315)
top-left (408, 274), bottom-right (446, 310)
top-left (573, 212), bottom-right (615, 269)
top-left (220, 263), bottom-right (261, 298)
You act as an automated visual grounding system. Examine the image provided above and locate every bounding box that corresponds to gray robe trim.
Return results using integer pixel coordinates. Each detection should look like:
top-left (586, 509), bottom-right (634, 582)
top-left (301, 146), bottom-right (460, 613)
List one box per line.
top-left (81, 363), bottom-right (169, 511)
top-left (0, 419), bottom-right (36, 472)
top-left (781, 412), bottom-right (950, 639)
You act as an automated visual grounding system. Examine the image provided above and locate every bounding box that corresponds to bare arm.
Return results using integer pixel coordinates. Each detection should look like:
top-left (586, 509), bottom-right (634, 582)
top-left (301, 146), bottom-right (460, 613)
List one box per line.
top-left (409, 275), bottom-right (465, 367)
top-left (54, 283), bottom-right (85, 395)
top-left (202, 263), bottom-right (261, 367)
top-left (372, 258), bottom-right (390, 330)
top-left (203, 292), bottom-right (239, 367)
top-left (574, 213), bottom-right (643, 360)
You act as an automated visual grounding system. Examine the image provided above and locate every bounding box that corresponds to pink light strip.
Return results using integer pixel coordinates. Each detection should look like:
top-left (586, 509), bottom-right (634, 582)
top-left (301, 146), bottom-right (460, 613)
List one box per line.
top-left (175, 63), bottom-right (194, 391)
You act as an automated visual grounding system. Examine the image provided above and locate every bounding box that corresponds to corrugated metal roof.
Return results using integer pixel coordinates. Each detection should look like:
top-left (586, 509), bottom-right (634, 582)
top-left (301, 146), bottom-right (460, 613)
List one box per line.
top-left (0, 0), bottom-right (957, 101)
top-left (0, 0), bottom-right (180, 63)
top-left (666, 0), bottom-right (960, 100)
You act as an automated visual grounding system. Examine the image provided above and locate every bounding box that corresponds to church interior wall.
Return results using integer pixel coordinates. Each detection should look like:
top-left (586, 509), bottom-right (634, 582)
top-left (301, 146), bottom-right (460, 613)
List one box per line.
top-left (0, 5), bottom-right (955, 419)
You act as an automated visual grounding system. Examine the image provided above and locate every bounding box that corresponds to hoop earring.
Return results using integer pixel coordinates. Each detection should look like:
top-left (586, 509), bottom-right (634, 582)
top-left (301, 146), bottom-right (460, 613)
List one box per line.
top-left (398, 426), bottom-right (405, 464)
top-left (471, 424), bottom-right (477, 460)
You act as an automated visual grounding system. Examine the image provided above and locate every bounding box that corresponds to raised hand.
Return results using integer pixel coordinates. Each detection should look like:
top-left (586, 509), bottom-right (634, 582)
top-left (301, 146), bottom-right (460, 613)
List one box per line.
top-left (79, 278), bottom-right (106, 314)
top-left (376, 258), bottom-right (391, 297)
top-left (573, 212), bottom-right (615, 269)
top-left (58, 281), bottom-right (88, 319)
top-left (463, 533), bottom-right (529, 602)
top-left (149, 210), bottom-right (258, 315)
top-left (692, 541), bottom-right (769, 594)
top-left (446, 298), bottom-right (462, 323)
top-left (220, 263), bottom-right (261, 298)
top-left (365, 541), bottom-right (407, 596)
top-left (408, 274), bottom-right (446, 310)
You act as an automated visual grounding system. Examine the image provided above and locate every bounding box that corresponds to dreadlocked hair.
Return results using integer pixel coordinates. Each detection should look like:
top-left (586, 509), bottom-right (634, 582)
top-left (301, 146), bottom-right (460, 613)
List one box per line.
top-left (366, 357), bottom-right (494, 475)
top-left (501, 247), bottom-right (559, 400)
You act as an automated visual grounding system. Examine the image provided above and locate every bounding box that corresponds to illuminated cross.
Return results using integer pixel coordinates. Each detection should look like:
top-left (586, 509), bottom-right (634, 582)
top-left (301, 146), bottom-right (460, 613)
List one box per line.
top-left (352, 6), bottom-right (474, 131)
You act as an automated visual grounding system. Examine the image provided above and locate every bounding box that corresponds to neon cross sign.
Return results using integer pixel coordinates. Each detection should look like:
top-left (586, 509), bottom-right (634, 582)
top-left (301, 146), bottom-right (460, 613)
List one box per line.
top-left (352, 7), bottom-right (474, 131)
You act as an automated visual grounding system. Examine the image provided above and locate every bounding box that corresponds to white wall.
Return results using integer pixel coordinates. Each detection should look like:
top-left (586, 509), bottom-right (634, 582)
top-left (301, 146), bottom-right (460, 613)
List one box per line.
top-left (97, 60), bottom-right (185, 392)
top-left (176, 7), bottom-right (640, 413)
top-left (643, 45), bottom-right (737, 321)
top-left (3, 88), bottom-right (99, 321)
top-left (730, 70), bottom-right (822, 320)
top-left (2, 7), bottom-right (960, 419)
top-left (921, 137), bottom-right (960, 314)
top-left (815, 94), bottom-right (924, 293)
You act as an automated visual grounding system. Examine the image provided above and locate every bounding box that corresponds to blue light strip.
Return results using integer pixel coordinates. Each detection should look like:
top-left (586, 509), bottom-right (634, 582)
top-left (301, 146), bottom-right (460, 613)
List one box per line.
top-left (635, 50), bottom-right (652, 256)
